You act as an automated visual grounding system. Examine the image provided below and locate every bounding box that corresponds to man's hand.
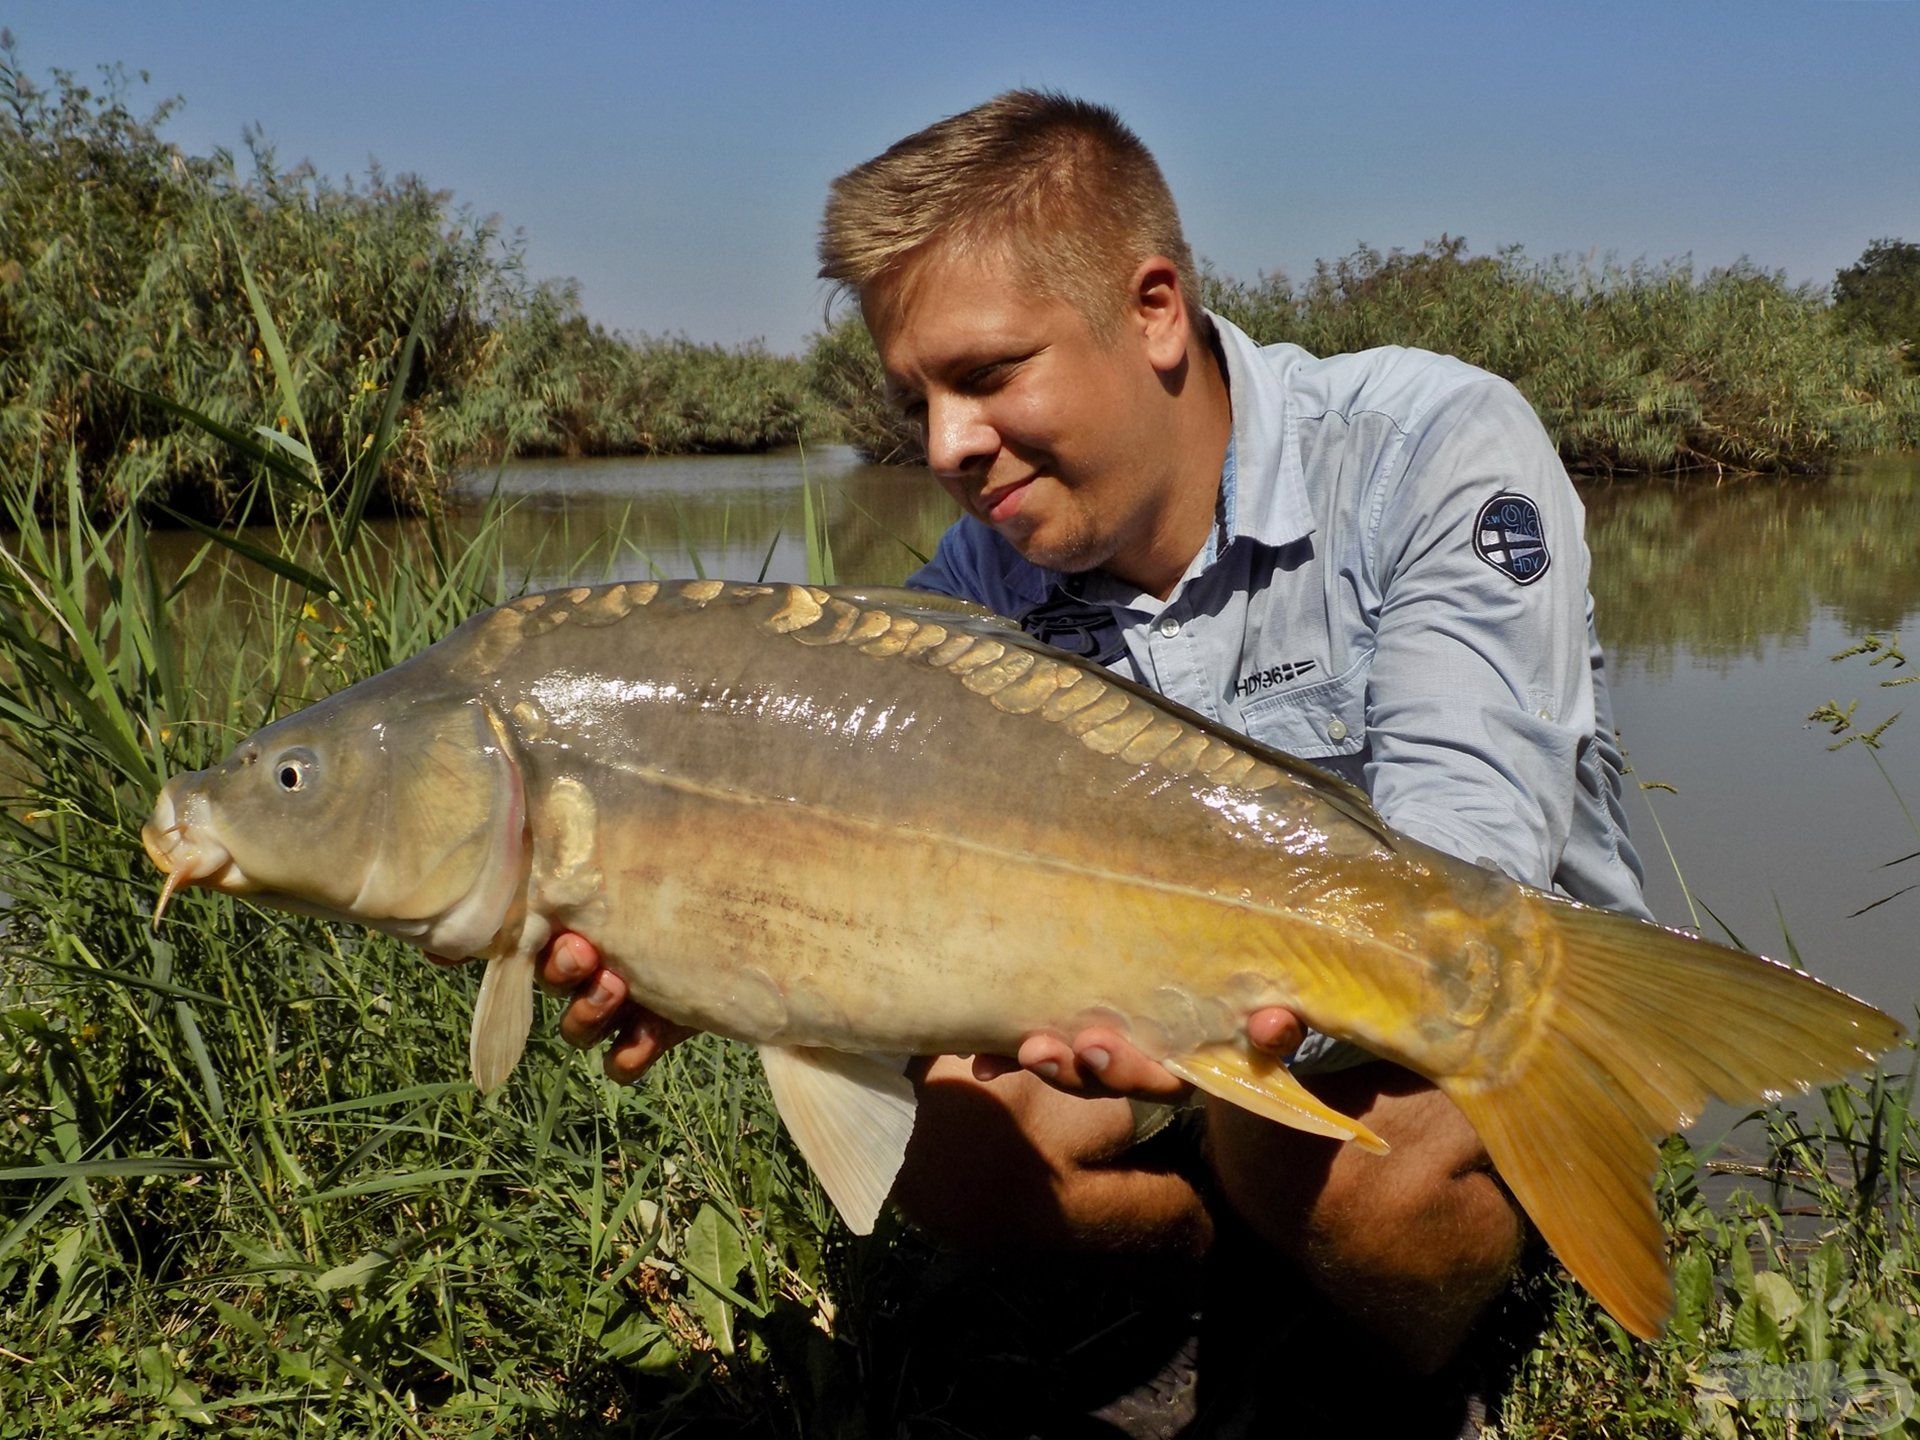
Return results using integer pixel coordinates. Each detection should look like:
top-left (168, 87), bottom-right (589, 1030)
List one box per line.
top-left (426, 934), bottom-right (690, 1082)
top-left (986, 1007), bottom-right (1307, 1099)
top-left (537, 932), bottom-right (691, 1081)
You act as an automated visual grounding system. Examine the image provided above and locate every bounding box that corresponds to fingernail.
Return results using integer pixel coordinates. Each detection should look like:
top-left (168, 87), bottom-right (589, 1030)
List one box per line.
top-left (1082, 1046), bottom-right (1110, 1074)
top-left (591, 971), bottom-right (620, 1006)
top-left (1036, 1061), bottom-right (1059, 1080)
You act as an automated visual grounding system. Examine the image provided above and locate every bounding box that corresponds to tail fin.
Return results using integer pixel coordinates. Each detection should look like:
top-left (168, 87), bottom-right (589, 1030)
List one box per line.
top-left (1443, 900), bottom-right (1902, 1339)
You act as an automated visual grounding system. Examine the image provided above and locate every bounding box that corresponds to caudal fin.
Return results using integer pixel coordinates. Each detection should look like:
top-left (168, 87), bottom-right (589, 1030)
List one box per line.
top-left (1443, 900), bottom-right (1902, 1340)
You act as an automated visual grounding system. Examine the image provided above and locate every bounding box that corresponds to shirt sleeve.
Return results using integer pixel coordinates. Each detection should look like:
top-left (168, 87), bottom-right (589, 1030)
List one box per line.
top-left (1362, 377), bottom-right (1595, 890)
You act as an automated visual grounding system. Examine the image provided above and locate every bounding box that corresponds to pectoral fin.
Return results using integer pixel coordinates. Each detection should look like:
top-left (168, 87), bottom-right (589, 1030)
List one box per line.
top-left (1164, 1044), bottom-right (1388, 1154)
top-left (471, 949), bottom-right (536, 1093)
top-left (758, 1046), bottom-right (917, 1233)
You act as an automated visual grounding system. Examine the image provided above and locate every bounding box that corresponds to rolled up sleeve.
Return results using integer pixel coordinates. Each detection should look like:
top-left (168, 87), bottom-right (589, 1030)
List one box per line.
top-left (1362, 379), bottom-right (1594, 890)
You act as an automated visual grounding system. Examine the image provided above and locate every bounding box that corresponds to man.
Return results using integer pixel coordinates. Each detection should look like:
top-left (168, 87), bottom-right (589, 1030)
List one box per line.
top-left (533, 90), bottom-right (1646, 1404)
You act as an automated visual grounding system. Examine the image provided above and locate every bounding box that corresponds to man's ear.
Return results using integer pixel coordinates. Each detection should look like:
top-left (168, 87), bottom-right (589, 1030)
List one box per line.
top-left (1128, 256), bottom-right (1190, 372)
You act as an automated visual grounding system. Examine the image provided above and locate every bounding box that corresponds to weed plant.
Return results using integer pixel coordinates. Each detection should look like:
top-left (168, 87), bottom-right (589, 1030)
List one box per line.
top-left (1203, 238), bottom-right (1920, 478)
top-left (0, 43), bottom-right (829, 523)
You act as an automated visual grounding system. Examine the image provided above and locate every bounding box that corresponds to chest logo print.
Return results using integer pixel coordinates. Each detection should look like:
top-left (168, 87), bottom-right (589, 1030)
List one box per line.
top-left (1233, 659), bottom-right (1317, 697)
top-left (1474, 493), bottom-right (1551, 586)
top-left (1019, 591), bottom-right (1126, 666)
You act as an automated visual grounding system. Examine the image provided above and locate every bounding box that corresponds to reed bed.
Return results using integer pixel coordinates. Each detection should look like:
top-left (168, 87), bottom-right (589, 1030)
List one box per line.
top-left (0, 44), bottom-right (830, 523)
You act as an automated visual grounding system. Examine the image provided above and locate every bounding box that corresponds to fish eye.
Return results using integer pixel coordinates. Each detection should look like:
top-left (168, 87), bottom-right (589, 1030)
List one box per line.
top-left (273, 750), bottom-right (315, 793)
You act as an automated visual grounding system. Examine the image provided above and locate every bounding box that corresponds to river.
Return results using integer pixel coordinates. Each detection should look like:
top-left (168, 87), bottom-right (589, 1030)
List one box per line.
top-left (153, 445), bottom-right (1920, 1018)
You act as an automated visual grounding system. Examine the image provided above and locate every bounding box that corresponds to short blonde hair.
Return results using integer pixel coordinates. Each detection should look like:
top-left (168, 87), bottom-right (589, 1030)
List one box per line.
top-left (818, 90), bottom-right (1201, 334)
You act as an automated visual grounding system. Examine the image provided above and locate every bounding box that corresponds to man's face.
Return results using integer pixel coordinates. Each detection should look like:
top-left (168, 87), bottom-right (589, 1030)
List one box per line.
top-left (862, 250), bottom-right (1181, 581)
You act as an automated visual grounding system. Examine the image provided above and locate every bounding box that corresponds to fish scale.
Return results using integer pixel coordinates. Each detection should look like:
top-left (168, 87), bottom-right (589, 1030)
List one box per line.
top-left (143, 578), bottom-right (1904, 1341)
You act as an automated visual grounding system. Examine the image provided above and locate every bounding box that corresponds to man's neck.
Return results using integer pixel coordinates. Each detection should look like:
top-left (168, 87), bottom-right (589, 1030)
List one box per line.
top-left (1107, 332), bottom-right (1233, 602)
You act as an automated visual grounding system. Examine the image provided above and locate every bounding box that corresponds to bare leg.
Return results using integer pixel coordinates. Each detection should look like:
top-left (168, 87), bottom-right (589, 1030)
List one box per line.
top-left (1205, 1061), bottom-right (1524, 1374)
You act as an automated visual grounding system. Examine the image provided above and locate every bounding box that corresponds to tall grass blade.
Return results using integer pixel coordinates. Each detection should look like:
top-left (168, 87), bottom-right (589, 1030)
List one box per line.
top-left (341, 282), bottom-right (431, 552)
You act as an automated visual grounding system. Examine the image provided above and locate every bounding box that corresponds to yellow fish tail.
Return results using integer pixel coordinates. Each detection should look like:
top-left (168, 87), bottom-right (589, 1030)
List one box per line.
top-left (1444, 900), bottom-right (1902, 1340)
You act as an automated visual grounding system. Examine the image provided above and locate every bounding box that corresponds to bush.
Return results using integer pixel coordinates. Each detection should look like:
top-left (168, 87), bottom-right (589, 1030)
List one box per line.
top-left (0, 41), bottom-right (517, 518)
top-left (804, 314), bottom-right (922, 465)
top-left (1203, 238), bottom-right (1920, 477)
top-left (1833, 238), bottom-right (1920, 366)
top-left (0, 42), bottom-right (835, 521)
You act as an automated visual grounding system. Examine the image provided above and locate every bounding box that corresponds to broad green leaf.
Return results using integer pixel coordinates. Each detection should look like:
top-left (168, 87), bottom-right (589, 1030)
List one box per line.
top-left (1729, 1292), bottom-right (1785, 1364)
top-left (1751, 1269), bottom-right (1803, 1331)
top-left (682, 1202), bottom-right (750, 1355)
top-left (1670, 1246), bottom-right (1714, 1347)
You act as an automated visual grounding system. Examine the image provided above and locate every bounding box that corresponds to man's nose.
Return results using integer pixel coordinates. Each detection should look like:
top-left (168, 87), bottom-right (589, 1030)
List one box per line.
top-left (923, 393), bottom-right (997, 478)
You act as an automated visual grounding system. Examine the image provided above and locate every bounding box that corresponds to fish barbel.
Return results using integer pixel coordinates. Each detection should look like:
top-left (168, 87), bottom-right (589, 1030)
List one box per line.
top-left (142, 579), bottom-right (1902, 1338)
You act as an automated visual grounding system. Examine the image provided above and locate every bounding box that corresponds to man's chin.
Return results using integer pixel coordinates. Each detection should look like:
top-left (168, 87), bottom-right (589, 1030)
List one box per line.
top-left (1001, 525), bottom-right (1108, 577)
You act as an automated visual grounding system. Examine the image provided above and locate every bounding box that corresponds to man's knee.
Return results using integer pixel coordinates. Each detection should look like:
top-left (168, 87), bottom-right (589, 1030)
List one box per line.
top-left (1205, 1062), bottom-right (1521, 1288)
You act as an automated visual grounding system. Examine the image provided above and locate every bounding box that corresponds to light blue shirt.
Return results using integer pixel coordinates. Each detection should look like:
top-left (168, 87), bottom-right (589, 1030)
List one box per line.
top-left (908, 313), bottom-right (1649, 931)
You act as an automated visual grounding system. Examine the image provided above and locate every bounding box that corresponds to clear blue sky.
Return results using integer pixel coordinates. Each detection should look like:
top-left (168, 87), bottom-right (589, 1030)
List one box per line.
top-left (13, 2), bottom-right (1918, 352)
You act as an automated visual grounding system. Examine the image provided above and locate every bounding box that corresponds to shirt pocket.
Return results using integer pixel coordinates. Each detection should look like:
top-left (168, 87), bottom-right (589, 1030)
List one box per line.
top-left (1239, 652), bottom-right (1369, 761)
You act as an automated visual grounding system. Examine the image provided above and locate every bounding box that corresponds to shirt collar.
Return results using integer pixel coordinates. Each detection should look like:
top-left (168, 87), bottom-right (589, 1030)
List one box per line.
top-left (1208, 310), bottom-right (1316, 552)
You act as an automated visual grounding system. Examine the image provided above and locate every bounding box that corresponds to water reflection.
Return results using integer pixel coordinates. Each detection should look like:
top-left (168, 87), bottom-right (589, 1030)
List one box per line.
top-left (459, 448), bottom-right (951, 591)
top-left (1584, 455), bottom-right (1920, 674)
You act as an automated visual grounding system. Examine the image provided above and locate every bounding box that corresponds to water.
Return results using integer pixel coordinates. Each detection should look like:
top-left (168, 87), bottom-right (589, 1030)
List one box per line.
top-left (161, 446), bottom-right (1920, 1016)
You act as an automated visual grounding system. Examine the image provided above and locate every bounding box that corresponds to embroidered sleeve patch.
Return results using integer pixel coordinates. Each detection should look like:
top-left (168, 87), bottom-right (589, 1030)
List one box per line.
top-left (1473, 493), bottom-right (1551, 585)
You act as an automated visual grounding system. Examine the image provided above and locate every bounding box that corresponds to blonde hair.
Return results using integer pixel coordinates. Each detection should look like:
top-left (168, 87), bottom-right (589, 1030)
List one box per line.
top-left (818, 90), bottom-right (1202, 335)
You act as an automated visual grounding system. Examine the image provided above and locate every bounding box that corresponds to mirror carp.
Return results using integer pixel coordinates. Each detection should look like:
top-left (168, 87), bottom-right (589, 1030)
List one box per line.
top-left (143, 579), bottom-right (1903, 1339)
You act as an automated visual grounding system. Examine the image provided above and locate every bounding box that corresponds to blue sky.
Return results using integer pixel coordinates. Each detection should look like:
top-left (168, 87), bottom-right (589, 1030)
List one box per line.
top-left (14, 3), bottom-right (1919, 351)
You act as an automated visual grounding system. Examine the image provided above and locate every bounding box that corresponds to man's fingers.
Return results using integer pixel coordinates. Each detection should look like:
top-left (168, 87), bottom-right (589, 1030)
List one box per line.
top-left (538, 931), bottom-right (602, 997)
top-left (603, 1012), bottom-right (692, 1085)
top-left (1014, 1029), bottom-right (1189, 1101)
top-left (970, 1053), bottom-right (1021, 1082)
top-left (1075, 1028), bottom-right (1190, 1099)
top-left (1247, 1006), bottom-right (1306, 1058)
top-left (557, 969), bottom-right (628, 1049)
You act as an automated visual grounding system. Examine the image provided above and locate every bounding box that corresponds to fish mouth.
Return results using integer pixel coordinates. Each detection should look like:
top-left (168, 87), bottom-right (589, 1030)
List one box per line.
top-left (142, 778), bottom-right (249, 928)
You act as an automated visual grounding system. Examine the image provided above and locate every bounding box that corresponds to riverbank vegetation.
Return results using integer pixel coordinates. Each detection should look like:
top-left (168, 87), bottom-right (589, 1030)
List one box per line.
top-left (0, 44), bottom-right (827, 523)
top-left (3, 430), bottom-right (1917, 1432)
top-left (6, 41), bottom-right (1917, 530)
top-left (807, 236), bottom-right (1920, 475)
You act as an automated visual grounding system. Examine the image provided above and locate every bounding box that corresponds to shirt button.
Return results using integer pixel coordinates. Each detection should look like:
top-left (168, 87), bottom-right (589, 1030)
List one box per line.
top-left (1158, 616), bottom-right (1180, 638)
top-left (1326, 717), bottom-right (1349, 743)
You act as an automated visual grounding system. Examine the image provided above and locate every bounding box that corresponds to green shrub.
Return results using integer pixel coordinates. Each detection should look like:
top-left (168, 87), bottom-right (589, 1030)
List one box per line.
top-left (1203, 238), bottom-right (1920, 477)
top-left (804, 314), bottom-right (922, 465)
top-left (0, 43), bottom-right (835, 522)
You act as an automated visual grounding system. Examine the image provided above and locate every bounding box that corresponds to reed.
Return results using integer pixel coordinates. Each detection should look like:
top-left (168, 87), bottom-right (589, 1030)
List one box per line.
top-left (0, 44), bottom-right (832, 523)
top-left (1202, 238), bottom-right (1920, 478)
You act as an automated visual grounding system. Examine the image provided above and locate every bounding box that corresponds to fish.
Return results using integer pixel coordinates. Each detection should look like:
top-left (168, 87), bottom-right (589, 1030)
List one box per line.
top-left (141, 578), bottom-right (1903, 1339)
